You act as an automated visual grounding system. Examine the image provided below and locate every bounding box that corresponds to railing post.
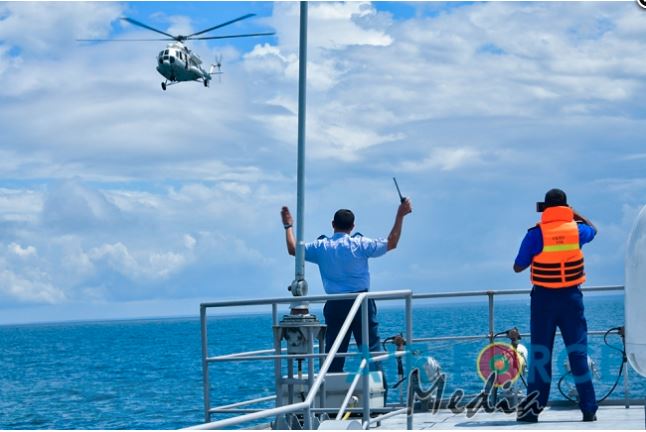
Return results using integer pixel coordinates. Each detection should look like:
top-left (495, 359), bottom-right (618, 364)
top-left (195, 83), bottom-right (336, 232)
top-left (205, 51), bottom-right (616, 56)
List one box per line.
top-left (361, 297), bottom-right (370, 427)
top-left (487, 291), bottom-right (497, 404)
top-left (305, 328), bottom-right (315, 430)
top-left (288, 358), bottom-right (294, 404)
top-left (272, 301), bottom-right (283, 421)
top-left (487, 291), bottom-right (494, 344)
top-left (200, 305), bottom-right (211, 423)
top-left (304, 405), bottom-right (312, 430)
top-left (273, 322), bottom-right (284, 410)
top-left (624, 359), bottom-right (630, 408)
top-left (318, 330), bottom-right (326, 409)
top-left (406, 294), bottom-right (413, 430)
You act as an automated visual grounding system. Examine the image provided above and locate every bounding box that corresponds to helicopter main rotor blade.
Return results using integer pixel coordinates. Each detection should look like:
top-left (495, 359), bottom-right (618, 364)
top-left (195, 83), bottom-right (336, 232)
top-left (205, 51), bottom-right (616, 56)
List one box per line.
top-left (77, 38), bottom-right (174, 42)
top-left (121, 17), bottom-right (178, 40)
top-left (190, 31), bottom-right (275, 41)
top-left (186, 13), bottom-right (256, 38)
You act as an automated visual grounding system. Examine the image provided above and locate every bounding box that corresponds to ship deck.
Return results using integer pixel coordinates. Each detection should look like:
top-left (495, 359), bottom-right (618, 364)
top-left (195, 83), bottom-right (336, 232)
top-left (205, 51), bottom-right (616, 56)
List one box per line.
top-left (374, 405), bottom-right (645, 430)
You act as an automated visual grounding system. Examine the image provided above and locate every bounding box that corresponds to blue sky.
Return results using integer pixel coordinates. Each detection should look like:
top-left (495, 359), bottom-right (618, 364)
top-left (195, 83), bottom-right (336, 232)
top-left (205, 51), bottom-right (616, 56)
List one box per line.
top-left (0, 1), bottom-right (645, 325)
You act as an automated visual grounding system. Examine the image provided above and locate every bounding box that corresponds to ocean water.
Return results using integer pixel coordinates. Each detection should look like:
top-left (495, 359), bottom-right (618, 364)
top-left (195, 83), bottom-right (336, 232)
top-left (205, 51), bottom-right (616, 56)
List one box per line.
top-left (1, 294), bottom-right (643, 429)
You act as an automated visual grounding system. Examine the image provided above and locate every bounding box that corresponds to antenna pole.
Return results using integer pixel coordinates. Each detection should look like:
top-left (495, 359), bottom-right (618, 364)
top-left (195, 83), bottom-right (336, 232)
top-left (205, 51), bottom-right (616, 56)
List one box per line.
top-left (290, 1), bottom-right (309, 314)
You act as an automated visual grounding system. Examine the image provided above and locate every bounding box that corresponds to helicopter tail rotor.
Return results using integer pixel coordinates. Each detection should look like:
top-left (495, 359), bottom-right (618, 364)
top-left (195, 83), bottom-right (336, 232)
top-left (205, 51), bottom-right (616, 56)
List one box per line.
top-left (209, 54), bottom-right (223, 82)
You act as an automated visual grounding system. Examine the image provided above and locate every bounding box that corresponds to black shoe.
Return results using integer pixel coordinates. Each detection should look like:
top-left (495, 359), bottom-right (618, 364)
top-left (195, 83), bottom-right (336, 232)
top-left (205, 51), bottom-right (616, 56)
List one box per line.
top-left (517, 413), bottom-right (538, 423)
top-left (582, 412), bottom-right (597, 422)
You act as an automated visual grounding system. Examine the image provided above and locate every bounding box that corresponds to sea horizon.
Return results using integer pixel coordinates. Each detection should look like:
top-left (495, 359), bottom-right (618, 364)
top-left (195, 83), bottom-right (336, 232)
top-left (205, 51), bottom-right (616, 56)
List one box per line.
top-left (0, 289), bottom-right (623, 328)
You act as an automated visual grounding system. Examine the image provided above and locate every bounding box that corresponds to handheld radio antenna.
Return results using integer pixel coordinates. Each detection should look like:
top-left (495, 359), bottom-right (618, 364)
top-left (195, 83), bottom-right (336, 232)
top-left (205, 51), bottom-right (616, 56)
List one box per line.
top-left (393, 177), bottom-right (405, 203)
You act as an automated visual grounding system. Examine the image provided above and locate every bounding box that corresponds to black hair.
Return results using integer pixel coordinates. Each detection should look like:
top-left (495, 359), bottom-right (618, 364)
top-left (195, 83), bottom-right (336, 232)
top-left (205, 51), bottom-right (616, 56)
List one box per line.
top-left (333, 209), bottom-right (355, 231)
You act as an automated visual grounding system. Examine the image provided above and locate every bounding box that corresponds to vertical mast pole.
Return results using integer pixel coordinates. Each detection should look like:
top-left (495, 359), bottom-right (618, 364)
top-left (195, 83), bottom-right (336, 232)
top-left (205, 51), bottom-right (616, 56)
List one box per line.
top-left (290, 1), bottom-right (309, 313)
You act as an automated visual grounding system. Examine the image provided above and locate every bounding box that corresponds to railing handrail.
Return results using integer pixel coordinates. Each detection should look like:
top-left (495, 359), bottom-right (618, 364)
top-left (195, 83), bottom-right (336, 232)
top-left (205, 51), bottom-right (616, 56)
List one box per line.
top-left (199, 290), bottom-right (411, 309)
top-left (411, 285), bottom-right (624, 300)
top-left (198, 284), bottom-right (624, 309)
top-left (190, 289), bottom-right (413, 430)
top-left (201, 285), bottom-right (625, 366)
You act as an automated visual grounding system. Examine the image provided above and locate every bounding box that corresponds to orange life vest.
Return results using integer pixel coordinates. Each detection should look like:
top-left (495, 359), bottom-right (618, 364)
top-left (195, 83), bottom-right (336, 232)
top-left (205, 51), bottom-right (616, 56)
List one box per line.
top-left (530, 206), bottom-right (586, 289)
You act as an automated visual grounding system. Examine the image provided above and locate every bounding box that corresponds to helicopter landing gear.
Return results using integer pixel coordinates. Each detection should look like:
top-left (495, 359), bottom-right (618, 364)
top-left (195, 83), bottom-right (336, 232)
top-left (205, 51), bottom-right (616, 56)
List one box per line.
top-left (161, 80), bottom-right (179, 91)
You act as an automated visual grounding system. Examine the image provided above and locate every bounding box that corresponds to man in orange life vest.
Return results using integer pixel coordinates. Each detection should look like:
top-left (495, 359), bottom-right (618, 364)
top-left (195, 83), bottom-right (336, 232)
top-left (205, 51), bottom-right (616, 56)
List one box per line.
top-left (513, 188), bottom-right (598, 423)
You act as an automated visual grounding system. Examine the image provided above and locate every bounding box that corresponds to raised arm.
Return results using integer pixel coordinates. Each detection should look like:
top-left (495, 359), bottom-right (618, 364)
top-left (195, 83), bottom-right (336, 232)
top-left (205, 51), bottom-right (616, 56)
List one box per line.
top-left (387, 198), bottom-right (413, 251)
top-left (281, 206), bottom-right (296, 256)
top-left (572, 209), bottom-right (597, 233)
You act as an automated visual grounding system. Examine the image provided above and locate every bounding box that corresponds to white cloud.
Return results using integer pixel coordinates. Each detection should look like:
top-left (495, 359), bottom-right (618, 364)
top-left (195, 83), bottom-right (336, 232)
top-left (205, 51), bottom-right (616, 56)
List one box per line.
top-left (88, 242), bottom-right (187, 280)
top-left (267, 2), bottom-right (392, 54)
top-left (0, 2), bottom-right (122, 54)
top-left (247, 2), bottom-right (395, 91)
top-left (0, 177), bottom-right (283, 306)
top-left (183, 234), bottom-right (196, 250)
top-left (164, 15), bottom-right (195, 37)
top-left (8, 242), bottom-right (37, 258)
top-left (0, 264), bottom-right (65, 304)
top-left (398, 147), bottom-right (482, 172)
top-left (0, 187), bottom-right (42, 223)
top-left (307, 119), bottom-right (405, 161)
top-left (41, 180), bottom-right (125, 231)
top-left (247, 2), bottom-right (646, 167)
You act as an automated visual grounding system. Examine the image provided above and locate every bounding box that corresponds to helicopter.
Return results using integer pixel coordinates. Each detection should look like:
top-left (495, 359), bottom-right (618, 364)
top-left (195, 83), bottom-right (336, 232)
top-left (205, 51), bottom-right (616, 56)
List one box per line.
top-left (79, 14), bottom-right (274, 91)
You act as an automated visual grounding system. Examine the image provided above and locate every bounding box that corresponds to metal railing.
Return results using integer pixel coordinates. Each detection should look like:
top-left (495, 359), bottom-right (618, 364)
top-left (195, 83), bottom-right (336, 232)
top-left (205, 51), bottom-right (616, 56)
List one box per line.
top-left (189, 285), bottom-right (627, 430)
top-left (190, 289), bottom-right (413, 429)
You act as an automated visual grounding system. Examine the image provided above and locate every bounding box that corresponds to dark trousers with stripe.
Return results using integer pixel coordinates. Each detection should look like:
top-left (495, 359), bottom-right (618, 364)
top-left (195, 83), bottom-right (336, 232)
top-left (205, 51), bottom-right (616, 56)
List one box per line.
top-left (323, 298), bottom-right (381, 373)
top-left (523, 286), bottom-right (597, 416)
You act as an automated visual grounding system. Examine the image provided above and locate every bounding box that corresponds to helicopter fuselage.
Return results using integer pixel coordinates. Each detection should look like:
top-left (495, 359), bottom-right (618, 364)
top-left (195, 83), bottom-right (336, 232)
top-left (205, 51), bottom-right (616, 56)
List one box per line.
top-left (156, 42), bottom-right (210, 86)
top-left (79, 14), bottom-right (273, 91)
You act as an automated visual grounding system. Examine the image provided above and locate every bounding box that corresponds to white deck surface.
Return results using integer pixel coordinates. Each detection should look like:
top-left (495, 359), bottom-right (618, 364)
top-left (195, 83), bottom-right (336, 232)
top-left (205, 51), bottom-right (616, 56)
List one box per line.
top-left (375, 405), bottom-right (645, 430)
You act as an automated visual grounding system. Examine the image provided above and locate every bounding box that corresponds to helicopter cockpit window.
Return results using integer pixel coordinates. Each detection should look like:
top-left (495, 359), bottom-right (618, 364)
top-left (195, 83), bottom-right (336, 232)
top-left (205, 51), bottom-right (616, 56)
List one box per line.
top-left (164, 50), bottom-right (169, 55)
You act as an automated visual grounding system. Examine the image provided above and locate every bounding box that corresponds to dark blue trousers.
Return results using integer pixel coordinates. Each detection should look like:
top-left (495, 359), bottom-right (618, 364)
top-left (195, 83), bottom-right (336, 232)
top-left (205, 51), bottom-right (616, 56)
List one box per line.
top-left (525, 286), bottom-right (597, 416)
top-left (323, 298), bottom-right (381, 373)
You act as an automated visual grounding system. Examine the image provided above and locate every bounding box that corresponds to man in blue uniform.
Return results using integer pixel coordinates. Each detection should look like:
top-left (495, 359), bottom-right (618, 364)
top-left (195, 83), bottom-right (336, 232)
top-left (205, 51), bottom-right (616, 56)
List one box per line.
top-left (514, 188), bottom-right (598, 422)
top-left (281, 199), bottom-right (412, 372)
